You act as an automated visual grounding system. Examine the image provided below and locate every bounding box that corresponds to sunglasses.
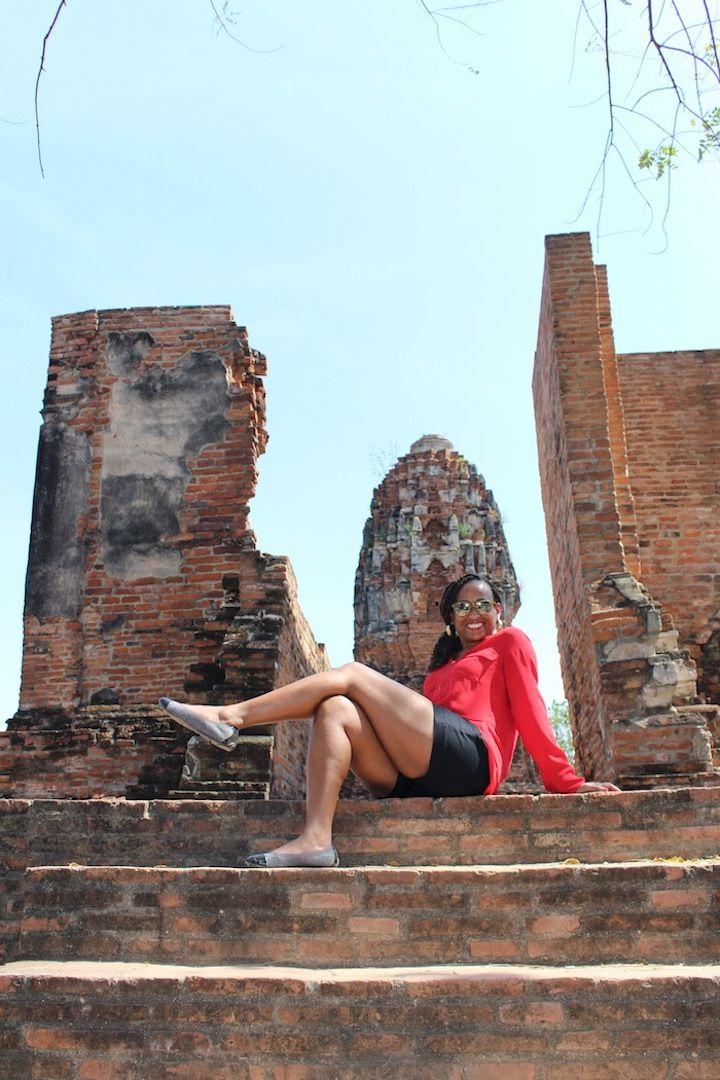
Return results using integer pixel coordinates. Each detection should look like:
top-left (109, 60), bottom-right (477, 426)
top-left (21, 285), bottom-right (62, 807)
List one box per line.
top-left (451, 599), bottom-right (495, 617)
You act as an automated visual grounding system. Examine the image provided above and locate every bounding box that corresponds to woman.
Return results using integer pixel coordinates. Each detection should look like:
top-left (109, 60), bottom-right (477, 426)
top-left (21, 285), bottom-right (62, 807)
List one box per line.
top-left (160, 573), bottom-right (619, 866)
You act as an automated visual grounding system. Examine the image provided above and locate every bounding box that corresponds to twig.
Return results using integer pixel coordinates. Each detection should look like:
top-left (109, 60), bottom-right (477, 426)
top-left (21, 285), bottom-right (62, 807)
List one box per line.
top-left (568, 1), bottom-right (586, 84)
top-left (701, 0), bottom-right (720, 78)
top-left (208, 0), bottom-right (283, 55)
top-left (670, 0), bottom-right (703, 115)
top-left (433, 11), bottom-right (486, 40)
top-left (417, 0), bottom-right (468, 66)
top-left (35, 0), bottom-right (67, 178)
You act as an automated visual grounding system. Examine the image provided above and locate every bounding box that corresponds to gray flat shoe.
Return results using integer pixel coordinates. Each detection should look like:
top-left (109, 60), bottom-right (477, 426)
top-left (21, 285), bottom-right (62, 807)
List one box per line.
top-left (159, 697), bottom-right (240, 752)
top-left (244, 845), bottom-right (340, 868)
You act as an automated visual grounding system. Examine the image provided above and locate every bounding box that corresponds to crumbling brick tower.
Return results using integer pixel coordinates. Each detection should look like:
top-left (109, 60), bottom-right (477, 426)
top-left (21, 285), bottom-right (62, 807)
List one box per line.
top-left (533, 233), bottom-right (720, 788)
top-left (0, 306), bottom-right (327, 800)
top-left (354, 434), bottom-right (543, 791)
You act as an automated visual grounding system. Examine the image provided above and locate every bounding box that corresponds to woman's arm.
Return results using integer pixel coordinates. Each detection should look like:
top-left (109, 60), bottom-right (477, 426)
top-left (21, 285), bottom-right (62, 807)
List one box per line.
top-left (502, 628), bottom-right (619, 793)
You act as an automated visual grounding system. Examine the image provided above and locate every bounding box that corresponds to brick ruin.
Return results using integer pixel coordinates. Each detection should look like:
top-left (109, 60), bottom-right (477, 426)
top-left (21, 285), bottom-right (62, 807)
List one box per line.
top-left (0, 306), bottom-right (327, 800)
top-left (354, 434), bottom-right (544, 792)
top-left (2, 250), bottom-right (719, 1077)
top-left (533, 232), bottom-right (720, 789)
top-left (3, 241), bottom-right (719, 805)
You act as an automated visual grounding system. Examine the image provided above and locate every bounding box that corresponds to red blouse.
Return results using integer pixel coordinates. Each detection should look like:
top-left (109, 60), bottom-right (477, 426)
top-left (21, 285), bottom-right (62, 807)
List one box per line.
top-left (422, 626), bottom-right (585, 796)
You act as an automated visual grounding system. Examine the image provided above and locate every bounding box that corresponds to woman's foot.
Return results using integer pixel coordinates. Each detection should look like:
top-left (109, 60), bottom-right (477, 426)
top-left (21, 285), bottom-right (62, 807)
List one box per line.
top-left (158, 697), bottom-right (242, 752)
top-left (244, 831), bottom-right (339, 868)
top-left (244, 843), bottom-right (340, 868)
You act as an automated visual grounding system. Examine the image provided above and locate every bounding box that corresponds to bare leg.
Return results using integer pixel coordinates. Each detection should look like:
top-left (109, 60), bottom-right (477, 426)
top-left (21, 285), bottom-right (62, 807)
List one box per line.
top-left (269, 695), bottom-right (400, 856)
top-left (166, 664), bottom-right (434, 859)
top-left (182, 662), bottom-right (434, 779)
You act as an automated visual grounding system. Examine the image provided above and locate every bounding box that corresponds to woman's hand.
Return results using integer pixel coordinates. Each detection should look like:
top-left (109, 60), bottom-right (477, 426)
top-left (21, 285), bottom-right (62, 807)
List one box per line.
top-left (576, 781), bottom-right (622, 793)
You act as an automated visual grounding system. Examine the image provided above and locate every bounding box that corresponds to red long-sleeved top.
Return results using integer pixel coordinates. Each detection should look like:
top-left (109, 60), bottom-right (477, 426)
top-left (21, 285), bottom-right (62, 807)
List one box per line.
top-left (422, 626), bottom-right (585, 796)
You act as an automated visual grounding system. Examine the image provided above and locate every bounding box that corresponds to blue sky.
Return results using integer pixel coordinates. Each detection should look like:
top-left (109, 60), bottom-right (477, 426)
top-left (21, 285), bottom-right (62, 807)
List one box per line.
top-left (1, 1), bottom-right (718, 725)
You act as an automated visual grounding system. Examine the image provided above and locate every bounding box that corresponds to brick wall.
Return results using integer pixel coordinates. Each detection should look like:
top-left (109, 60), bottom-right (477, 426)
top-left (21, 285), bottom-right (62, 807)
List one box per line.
top-left (1, 307), bottom-right (327, 800)
top-left (20, 305), bottom-right (267, 710)
top-left (617, 350), bottom-right (720, 702)
top-left (2, 788), bottom-right (720, 965)
top-left (532, 233), bottom-right (720, 787)
top-left (532, 237), bottom-right (614, 780)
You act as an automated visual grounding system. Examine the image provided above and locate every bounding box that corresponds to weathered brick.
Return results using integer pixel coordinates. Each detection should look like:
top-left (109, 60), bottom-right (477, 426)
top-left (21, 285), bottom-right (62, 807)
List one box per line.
top-left (1, 307), bottom-right (328, 803)
top-left (533, 232), bottom-right (720, 789)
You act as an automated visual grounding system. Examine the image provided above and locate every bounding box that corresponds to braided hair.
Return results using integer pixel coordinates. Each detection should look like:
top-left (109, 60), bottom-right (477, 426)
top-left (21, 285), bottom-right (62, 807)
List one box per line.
top-left (427, 573), bottom-right (505, 673)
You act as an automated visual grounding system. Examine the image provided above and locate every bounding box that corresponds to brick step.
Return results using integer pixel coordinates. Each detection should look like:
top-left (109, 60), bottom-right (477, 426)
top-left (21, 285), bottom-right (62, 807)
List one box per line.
top-left (617, 770), bottom-right (720, 789)
top-left (15, 859), bottom-right (720, 968)
top-left (167, 784), bottom-right (269, 800)
top-left (3, 786), bottom-right (719, 873)
top-left (173, 779), bottom-right (269, 790)
top-left (1, 959), bottom-right (718, 1077)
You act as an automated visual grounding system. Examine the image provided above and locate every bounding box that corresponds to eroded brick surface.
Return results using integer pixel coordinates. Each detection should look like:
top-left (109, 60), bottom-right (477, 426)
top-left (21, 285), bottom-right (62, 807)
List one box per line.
top-left (3, 787), bottom-right (719, 965)
top-left (14, 860), bottom-right (720, 967)
top-left (1, 307), bottom-right (327, 801)
top-left (532, 233), bottom-right (720, 788)
top-left (0, 962), bottom-right (718, 1077)
top-left (354, 434), bottom-right (519, 689)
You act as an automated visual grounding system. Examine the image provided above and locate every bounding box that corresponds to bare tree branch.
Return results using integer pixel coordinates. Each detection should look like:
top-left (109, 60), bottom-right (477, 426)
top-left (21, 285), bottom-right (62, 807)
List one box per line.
top-left (208, 0), bottom-right (283, 54)
top-left (670, 1), bottom-right (703, 114)
top-left (701, 0), bottom-right (720, 76)
top-left (568, 1), bottom-right (587, 84)
top-left (566, 0), bottom-right (720, 245)
top-left (417, 0), bottom-right (471, 66)
top-left (35, 0), bottom-right (67, 178)
top-left (433, 11), bottom-right (487, 40)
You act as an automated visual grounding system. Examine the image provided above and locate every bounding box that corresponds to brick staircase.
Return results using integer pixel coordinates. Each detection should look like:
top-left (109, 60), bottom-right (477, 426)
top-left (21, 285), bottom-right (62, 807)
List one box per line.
top-left (1, 787), bottom-right (719, 1077)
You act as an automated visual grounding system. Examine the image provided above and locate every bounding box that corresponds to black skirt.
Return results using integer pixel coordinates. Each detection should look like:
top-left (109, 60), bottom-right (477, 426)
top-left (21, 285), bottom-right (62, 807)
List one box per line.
top-left (383, 704), bottom-right (490, 799)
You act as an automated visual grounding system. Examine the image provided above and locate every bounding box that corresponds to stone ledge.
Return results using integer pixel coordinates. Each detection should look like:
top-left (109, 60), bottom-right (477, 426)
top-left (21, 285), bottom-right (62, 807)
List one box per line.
top-left (1, 959), bottom-right (718, 1075)
top-left (3, 958), bottom-right (720, 986)
top-left (15, 859), bottom-right (720, 968)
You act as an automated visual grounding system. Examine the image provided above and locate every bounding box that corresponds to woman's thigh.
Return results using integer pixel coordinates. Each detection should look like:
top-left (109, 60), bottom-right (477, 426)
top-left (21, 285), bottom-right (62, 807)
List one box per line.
top-left (341, 662), bottom-right (435, 779)
top-left (318, 696), bottom-right (399, 796)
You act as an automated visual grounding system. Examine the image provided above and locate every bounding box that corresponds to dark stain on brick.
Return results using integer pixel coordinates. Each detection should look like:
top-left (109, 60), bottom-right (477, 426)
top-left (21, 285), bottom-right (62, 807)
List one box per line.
top-left (24, 423), bottom-right (91, 620)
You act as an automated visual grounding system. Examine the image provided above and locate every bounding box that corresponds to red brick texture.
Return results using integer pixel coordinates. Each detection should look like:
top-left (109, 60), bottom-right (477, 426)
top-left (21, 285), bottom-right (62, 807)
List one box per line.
top-left (1, 787), bottom-right (719, 1074)
top-left (1, 962), bottom-right (719, 1076)
top-left (616, 349), bottom-right (720, 703)
top-left (0, 307), bottom-right (327, 801)
top-left (21, 306), bottom-right (268, 711)
top-left (3, 787), bottom-right (720, 965)
top-left (532, 234), bottom-right (720, 788)
top-left (16, 859), bottom-right (720, 967)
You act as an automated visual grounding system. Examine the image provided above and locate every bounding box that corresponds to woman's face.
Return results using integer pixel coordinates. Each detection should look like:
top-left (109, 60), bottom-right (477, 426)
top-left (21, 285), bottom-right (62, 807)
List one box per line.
top-left (450, 579), bottom-right (502, 652)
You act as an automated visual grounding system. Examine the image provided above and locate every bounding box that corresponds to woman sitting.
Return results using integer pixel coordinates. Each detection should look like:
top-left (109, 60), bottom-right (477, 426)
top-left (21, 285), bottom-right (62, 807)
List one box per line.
top-left (160, 572), bottom-right (619, 866)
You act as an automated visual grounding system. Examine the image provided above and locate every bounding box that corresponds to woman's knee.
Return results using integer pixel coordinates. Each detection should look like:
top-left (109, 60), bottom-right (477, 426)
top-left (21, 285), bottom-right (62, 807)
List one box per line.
top-left (315, 694), bottom-right (359, 730)
top-left (336, 661), bottom-right (370, 694)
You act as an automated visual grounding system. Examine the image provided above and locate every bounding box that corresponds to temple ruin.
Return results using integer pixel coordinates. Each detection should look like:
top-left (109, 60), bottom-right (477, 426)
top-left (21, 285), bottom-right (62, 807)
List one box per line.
top-left (533, 232), bottom-right (720, 789)
top-left (0, 306), bottom-right (327, 800)
top-left (3, 236), bottom-right (719, 802)
top-left (2, 241), bottom-right (718, 1076)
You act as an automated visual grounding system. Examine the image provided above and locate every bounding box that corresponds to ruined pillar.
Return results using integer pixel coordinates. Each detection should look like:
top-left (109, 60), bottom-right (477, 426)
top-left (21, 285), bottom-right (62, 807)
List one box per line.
top-left (0, 306), bottom-right (327, 800)
top-left (532, 233), bottom-right (720, 788)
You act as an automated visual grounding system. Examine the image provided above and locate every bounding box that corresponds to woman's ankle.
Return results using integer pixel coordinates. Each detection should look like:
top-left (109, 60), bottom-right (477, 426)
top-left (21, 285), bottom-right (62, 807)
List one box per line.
top-left (218, 704), bottom-right (245, 729)
top-left (296, 829), bottom-right (333, 850)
